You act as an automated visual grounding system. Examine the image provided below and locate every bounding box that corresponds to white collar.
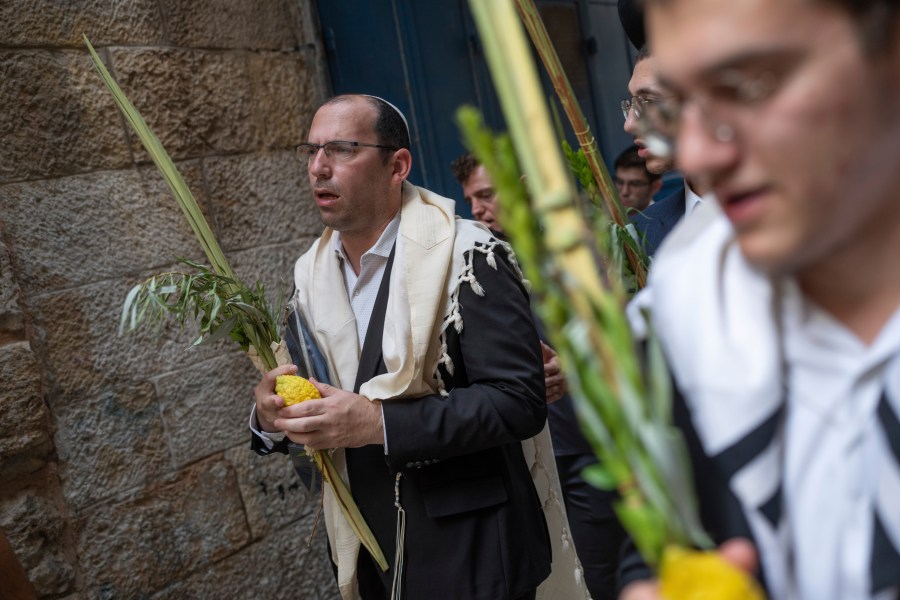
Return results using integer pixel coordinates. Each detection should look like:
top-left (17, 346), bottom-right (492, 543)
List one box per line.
top-left (331, 212), bottom-right (401, 263)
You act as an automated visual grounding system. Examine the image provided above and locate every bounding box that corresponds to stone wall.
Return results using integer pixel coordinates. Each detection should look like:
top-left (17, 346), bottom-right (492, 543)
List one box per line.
top-left (0, 1), bottom-right (338, 598)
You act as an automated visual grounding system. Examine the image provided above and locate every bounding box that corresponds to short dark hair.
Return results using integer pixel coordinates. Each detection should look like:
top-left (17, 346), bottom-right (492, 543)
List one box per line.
top-left (614, 145), bottom-right (660, 182)
top-left (320, 94), bottom-right (411, 163)
top-left (451, 153), bottom-right (481, 185)
top-left (635, 43), bottom-right (652, 63)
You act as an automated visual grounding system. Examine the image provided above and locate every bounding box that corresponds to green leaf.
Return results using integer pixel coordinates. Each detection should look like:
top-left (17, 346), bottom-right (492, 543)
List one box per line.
top-left (581, 462), bottom-right (617, 490)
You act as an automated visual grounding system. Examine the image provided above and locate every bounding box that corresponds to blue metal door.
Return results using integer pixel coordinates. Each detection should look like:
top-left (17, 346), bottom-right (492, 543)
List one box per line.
top-left (316, 0), bottom-right (636, 215)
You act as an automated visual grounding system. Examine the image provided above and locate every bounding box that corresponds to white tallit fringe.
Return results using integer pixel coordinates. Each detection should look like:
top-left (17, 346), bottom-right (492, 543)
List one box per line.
top-left (431, 237), bottom-right (526, 397)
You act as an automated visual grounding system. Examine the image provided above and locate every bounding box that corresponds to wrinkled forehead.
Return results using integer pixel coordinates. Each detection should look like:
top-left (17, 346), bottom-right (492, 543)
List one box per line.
top-left (646, 0), bottom-right (845, 88)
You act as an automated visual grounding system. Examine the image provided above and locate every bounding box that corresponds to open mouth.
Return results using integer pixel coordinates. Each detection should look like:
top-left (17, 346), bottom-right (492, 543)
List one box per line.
top-left (720, 188), bottom-right (768, 226)
top-left (315, 189), bottom-right (340, 203)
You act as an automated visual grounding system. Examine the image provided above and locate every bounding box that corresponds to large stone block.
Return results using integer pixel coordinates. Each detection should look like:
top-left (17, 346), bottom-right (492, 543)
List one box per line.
top-left (244, 52), bottom-right (317, 150)
top-left (158, 0), bottom-right (303, 50)
top-left (223, 443), bottom-right (318, 540)
top-left (28, 276), bottom-right (226, 407)
top-left (147, 519), bottom-right (339, 600)
top-left (0, 50), bottom-right (132, 182)
top-left (228, 238), bottom-right (317, 311)
top-left (0, 165), bottom-right (208, 297)
top-left (204, 152), bottom-right (321, 252)
top-left (0, 0), bottom-right (165, 47)
top-left (110, 48), bottom-right (261, 160)
top-left (76, 456), bottom-right (251, 597)
top-left (53, 381), bottom-right (170, 511)
top-left (153, 352), bottom-right (258, 469)
top-left (0, 342), bottom-right (52, 483)
top-left (0, 468), bottom-right (76, 596)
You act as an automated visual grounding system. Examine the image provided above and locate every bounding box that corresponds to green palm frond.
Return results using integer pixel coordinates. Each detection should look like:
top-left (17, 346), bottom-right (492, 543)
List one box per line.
top-left (461, 0), bottom-right (711, 567)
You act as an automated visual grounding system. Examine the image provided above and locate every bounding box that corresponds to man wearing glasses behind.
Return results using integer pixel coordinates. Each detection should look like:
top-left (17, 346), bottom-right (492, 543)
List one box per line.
top-left (620, 41), bottom-right (709, 256)
top-left (614, 145), bottom-right (662, 212)
top-left (621, 0), bottom-right (900, 599)
top-left (249, 94), bottom-right (554, 600)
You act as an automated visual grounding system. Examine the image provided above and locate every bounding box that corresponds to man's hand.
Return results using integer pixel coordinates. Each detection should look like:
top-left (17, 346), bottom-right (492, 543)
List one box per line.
top-left (273, 380), bottom-right (385, 451)
top-left (254, 363), bottom-right (298, 433)
top-left (618, 538), bottom-right (759, 599)
top-left (541, 341), bottom-right (568, 404)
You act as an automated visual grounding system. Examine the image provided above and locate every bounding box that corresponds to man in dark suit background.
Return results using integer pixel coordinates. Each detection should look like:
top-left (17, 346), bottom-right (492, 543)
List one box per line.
top-left (618, 8), bottom-right (708, 257)
top-left (250, 95), bottom-right (552, 600)
top-left (453, 151), bottom-right (628, 600)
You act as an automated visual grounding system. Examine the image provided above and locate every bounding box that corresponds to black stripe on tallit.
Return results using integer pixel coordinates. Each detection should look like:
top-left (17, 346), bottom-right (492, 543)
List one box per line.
top-left (757, 483), bottom-right (783, 528)
top-left (871, 511), bottom-right (900, 594)
top-left (711, 406), bottom-right (784, 481)
top-left (877, 392), bottom-right (900, 466)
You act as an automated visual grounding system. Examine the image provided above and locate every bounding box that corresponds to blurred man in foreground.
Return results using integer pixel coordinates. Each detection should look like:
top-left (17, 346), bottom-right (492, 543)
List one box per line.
top-left (622, 0), bottom-right (900, 598)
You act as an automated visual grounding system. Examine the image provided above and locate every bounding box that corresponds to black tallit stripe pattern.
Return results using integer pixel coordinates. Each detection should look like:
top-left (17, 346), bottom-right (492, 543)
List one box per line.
top-left (871, 392), bottom-right (900, 595)
top-left (711, 406), bottom-right (784, 481)
top-left (757, 483), bottom-right (783, 528)
top-left (871, 512), bottom-right (900, 594)
top-left (877, 392), bottom-right (900, 465)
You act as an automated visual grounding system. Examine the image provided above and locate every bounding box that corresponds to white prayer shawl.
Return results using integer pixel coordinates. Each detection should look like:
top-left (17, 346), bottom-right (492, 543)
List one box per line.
top-left (293, 182), bottom-right (589, 600)
top-left (639, 202), bottom-right (900, 599)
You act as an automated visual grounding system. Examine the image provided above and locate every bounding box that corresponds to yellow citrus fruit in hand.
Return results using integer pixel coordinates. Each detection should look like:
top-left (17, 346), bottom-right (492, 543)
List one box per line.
top-left (275, 375), bottom-right (321, 406)
top-left (659, 545), bottom-right (765, 600)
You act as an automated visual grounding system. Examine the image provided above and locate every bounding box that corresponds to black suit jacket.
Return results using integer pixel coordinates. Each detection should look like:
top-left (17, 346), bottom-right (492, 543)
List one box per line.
top-left (631, 188), bottom-right (686, 257)
top-left (254, 250), bottom-right (551, 600)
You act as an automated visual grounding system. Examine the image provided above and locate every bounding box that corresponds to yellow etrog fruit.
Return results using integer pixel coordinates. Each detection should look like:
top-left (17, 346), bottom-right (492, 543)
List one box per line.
top-left (275, 375), bottom-right (321, 406)
top-left (659, 545), bottom-right (765, 600)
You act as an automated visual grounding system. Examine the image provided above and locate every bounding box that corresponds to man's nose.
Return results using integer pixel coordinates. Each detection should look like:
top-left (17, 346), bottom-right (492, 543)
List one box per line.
top-left (308, 147), bottom-right (330, 177)
top-left (623, 107), bottom-right (639, 136)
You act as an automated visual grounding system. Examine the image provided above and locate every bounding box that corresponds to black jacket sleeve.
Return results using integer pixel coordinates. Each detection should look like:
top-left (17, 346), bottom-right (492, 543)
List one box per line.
top-left (381, 250), bottom-right (547, 471)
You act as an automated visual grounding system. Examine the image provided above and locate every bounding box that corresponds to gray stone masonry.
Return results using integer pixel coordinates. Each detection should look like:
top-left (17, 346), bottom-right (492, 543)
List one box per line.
top-left (0, 0), bottom-right (339, 597)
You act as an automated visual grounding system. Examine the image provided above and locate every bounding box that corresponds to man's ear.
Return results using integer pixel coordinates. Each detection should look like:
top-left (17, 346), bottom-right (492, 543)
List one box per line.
top-left (390, 148), bottom-right (413, 184)
top-left (650, 179), bottom-right (662, 197)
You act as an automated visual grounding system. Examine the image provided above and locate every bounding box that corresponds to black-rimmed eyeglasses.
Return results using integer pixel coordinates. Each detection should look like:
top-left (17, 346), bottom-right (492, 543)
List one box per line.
top-left (296, 140), bottom-right (399, 164)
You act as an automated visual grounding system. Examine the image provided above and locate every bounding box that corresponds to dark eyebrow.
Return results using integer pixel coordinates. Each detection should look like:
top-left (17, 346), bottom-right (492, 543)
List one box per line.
top-left (657, 46), bottom-right (804, 92)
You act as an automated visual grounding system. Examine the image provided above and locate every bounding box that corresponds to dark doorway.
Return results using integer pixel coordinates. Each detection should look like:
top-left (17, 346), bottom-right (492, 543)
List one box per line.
top-left (316, 0), bottom-right (636, 216)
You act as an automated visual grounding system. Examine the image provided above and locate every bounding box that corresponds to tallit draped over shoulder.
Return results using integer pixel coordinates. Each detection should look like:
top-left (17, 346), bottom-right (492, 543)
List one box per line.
top-left (292, 182), bottom-right (588, 600)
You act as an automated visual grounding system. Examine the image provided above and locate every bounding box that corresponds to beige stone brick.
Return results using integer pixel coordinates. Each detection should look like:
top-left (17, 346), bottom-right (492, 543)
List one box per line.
top-left (146, 520), bottom-right (339, 600)
top-left (0, 342), bottom-right (52, 482)
top-left (76, 456), bottom-right (251, 597)
top-left (245, 52), bottom-right (317, 150)
top-left (228, 238), bottom-right (317, 311)
top-left (203, 152), bottom-right (321, 252)
top-left (28, 277), bottom-right (225, 406)
top-left (0, 50), bottom-right (132, 182)
top-left (53, 381), bottom-right (170, 511)
top-left (158, 0), bottom-right (303, 50)
top-left (152, 352), bottom-right (258, 468)
top-left (0, 165), bottom-right (208, 297)
top-left (223, 443), bottom-right (318, 540)
top-left (110, 48), bottom-right (262, 160)
top-left (0, 0), bottom-right (165, 47)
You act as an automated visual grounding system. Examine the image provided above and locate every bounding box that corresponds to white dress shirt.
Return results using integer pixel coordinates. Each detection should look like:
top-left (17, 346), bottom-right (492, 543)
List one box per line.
top-left (249, 214), bottom-right (401, 448)
top-left (782, 280), bottom-right (900, 600)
